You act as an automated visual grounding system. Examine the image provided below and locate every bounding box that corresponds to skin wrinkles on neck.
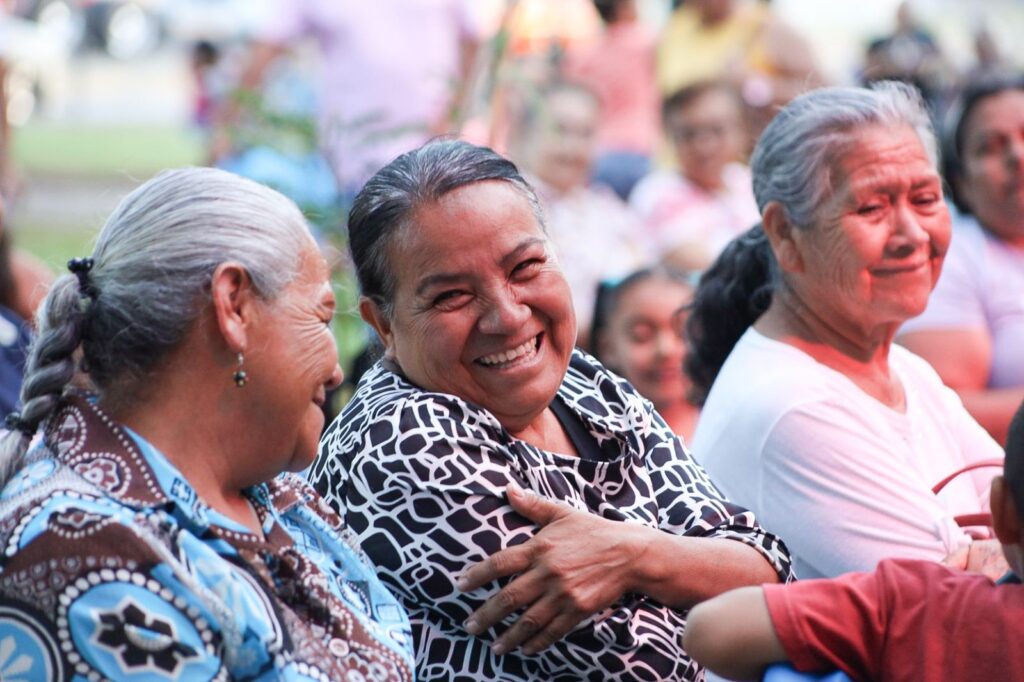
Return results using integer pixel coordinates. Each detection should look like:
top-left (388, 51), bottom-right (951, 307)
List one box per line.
top-left (102, 329), bottom-right (274, 536)
top-left (109, 394), bottom-right (266, 535)
top-left (755, 284), bottom-right (907, 411)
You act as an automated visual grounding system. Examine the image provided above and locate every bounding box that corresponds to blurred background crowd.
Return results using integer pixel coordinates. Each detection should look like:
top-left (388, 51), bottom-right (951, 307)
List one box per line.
top-left (0, 0), bottom-right (1022, 428)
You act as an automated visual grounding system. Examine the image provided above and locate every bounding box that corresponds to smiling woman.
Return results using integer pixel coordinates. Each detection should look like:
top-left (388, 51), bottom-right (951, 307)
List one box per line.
top-left (309, 139), bottom-right (793, 681)
top-left (687, 82), bottom-right (1006, 581)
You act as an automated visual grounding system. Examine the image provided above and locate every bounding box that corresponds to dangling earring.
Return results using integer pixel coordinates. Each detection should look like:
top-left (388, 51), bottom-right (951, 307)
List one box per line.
top-left (233, 352), bottom-right (248, 388)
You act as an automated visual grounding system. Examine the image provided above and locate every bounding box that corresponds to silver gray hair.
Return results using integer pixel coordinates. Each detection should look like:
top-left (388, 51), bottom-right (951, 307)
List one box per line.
top-left (0, 167), bottom-right (311, 481)
top-left (750, 81), bottom-right (938, 230)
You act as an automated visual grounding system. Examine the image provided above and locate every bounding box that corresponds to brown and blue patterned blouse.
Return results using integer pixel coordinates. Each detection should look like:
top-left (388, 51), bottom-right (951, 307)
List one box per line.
top-left (0, 393), bottom-right (414, 681)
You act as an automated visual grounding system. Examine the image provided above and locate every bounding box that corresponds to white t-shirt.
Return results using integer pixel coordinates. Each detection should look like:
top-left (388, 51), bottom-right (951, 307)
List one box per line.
top-left (900, 213), bottom-right (1024, 389)
top-left (691, 328), bottom-right (1003, 579)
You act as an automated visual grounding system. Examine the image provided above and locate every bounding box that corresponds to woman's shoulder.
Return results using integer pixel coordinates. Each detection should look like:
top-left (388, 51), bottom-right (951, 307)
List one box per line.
top-left (322, 360), bottom-right (509, 461)
top-left (0, 455), bottom-right (176, 578)
top-left (340, 360), bottom-right (501, 427)
top-left (889, 343), bottom-right (955, 388)
top-left (560, 349), bottom-right (667, 440)
top-left (693, 331), bottom-right (844, 451)
top-left (710, 329), bottom-right (836, 397)
top-left (0, 452), bottom-right (121, 521)
top-left (562, 350), bottom-right (647, 410)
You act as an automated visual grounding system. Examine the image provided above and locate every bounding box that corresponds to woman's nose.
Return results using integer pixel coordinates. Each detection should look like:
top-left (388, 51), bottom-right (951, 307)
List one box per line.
top-left (478, 291), bottom-right (531, 334)
top-left (892, 202), bottom-right (931, 245)
top-left (326, 363), bottom-right (344, 391)
top-left (654, 328), bottom-right (684, 360)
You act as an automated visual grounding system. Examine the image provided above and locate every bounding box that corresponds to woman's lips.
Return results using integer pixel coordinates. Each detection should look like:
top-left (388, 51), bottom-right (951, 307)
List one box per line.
top-left (870, 260), bottom-right (928, 276)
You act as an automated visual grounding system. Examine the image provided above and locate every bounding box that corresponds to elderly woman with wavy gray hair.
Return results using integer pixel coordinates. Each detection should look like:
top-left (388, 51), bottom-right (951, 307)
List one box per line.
top-left (686, 82), bottom-right (1007, 581)
top-left (0, 168), bottom-right (413, 680)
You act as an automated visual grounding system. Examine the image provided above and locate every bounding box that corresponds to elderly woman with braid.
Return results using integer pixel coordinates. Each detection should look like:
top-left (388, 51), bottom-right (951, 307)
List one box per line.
top-left (0, 168), bottom-right (414, 680)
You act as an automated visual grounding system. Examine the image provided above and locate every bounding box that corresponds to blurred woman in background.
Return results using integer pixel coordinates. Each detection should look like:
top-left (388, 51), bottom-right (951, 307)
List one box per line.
top-left (898, 74), bottom-right (1024, 444)
top-left (507, 80), bottom-right (647, 344)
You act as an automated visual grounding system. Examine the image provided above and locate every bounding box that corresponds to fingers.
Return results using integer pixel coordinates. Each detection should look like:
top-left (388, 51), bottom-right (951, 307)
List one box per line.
top-left (521, 611), bottom-right (582, 655)
top-left (506, 481), bottom-right (572, 526)
top-left (457, 542), bottom-right (534, 592)
top-left (488, 594), bottom-right (566, 656)
top-left (463, 570), bottom-right (546, 636)
top-left (456, 483), bottom-right (570, 592)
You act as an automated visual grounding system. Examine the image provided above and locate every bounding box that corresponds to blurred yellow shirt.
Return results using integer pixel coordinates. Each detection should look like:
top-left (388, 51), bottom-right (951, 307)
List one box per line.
top-left (656, 1), bottom-right (772, 95)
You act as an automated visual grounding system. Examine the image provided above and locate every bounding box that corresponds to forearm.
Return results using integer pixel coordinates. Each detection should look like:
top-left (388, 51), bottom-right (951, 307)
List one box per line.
top-left (634, 530), bottom-right (783, 608)
top-left (684, 586), bottom-right (787, 681)
top-left (956, 386), bottom-right (1024, 445)
top-left (358, 488), bottom-right (701, 678)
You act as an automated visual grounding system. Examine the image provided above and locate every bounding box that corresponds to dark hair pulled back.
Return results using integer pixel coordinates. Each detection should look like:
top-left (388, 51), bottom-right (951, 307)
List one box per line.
top-left (348, 139), bottom-right (543, 317)
top-left (684, 225), bottom-right (775, 406)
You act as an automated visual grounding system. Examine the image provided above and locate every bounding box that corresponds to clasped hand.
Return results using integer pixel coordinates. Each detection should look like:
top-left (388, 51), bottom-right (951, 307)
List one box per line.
top-left (456, 482), bottom-right (646, 656)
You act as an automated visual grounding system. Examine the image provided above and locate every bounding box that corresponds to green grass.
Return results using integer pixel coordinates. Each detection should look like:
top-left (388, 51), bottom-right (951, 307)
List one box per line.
top-left (11, 123), bottom-right (204, 178)
top-left (8, 123), bottom-right (373, 375)
top-left (13, 221), bottom-right (97, 272)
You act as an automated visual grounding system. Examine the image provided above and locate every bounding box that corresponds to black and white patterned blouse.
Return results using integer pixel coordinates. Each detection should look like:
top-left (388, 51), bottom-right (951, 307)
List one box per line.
top-left (310, 350), bottom-right (793, 681)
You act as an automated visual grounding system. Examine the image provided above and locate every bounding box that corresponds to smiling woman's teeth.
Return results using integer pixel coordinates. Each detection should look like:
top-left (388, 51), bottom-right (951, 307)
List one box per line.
top-left (478, 337), bottom-right (537, 367)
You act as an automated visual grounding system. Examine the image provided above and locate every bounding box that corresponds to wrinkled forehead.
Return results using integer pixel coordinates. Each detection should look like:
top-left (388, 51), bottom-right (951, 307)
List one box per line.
top-left (829, 125), bottom-right (938, 185)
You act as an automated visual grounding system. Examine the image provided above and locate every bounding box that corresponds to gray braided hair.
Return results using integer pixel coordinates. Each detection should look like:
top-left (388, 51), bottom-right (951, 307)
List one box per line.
top-left (0, 167), bottom-right (311, 484)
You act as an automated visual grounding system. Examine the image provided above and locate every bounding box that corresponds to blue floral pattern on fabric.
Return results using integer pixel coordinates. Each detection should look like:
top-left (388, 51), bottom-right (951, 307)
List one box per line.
top-left (0, 393), bottom-right (415, 681)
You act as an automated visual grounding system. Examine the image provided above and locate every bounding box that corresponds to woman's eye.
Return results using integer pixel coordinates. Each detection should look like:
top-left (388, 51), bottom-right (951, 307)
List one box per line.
top-left (975, 136), bottom-right (1004, 157)
top-left (856, 203), bottom-right (883, 216)
top-left (512, 258), bottom-right (544, 276)
top-left (433, 290), bottom-right (468, 308)
top-left (912, 193), bottom-right (939, 207)
top-left (626, 323), bottom-right (656, 343)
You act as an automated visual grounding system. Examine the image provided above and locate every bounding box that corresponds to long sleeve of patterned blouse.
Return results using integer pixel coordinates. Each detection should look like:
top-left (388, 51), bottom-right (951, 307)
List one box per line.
top-left (311, 351), bottom-right (793, 681)
top-left (0, 395), bottom-right (414, 682)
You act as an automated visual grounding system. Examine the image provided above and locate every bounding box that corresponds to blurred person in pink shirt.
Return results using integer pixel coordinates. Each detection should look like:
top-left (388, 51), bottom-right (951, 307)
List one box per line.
top-left (508, 81), bottom-right (649, 348)
top-left (219, 0), bottom-right (483, 200)
top-left (562, 0), bottom-right (660, 201)
top-left (630, 81), bottom-right (760, 271)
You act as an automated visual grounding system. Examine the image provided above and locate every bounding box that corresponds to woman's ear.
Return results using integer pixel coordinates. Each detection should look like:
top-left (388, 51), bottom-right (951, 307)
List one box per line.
top-left (359, 297), bottom-right (396, 359)
top-left (210, 262), bottom-right (258, 353)
top-left (762, 202), bottom-right (804, 274)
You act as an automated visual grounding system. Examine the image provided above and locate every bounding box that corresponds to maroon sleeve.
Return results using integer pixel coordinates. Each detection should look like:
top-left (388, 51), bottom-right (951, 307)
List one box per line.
top-left (763, 567), bottom-right (893, 680)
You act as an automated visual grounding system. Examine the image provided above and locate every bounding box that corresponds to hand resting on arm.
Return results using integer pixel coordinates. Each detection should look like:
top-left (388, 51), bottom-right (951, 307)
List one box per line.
top-left (458, 482), bottom-right (782, 656)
